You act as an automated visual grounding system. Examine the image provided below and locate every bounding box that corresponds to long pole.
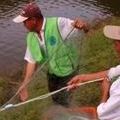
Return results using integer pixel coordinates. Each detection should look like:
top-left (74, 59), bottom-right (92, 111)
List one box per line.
top-left (0, 78), bottom-right (103, 112)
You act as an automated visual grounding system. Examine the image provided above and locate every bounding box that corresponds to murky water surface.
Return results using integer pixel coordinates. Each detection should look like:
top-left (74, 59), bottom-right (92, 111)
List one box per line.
top-left (0, 0), bottom-right (120, 76)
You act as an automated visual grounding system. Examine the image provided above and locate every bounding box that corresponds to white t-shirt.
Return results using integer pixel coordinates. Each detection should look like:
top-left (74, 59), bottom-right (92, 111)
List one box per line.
top-left (97, 65), bottom-right (120, 120)
top-left (24, 17), bottom-right (83, 63)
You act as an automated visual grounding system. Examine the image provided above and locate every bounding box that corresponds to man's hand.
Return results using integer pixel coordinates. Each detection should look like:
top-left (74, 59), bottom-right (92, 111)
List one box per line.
top-left (17, 84), bottom-right (29, 102)
top-left (72, 18), bottom-right (89, 32)
top-left (19, 87), bottom-right (28, 102)
top-left (67, 75), bottom-right (85, 91)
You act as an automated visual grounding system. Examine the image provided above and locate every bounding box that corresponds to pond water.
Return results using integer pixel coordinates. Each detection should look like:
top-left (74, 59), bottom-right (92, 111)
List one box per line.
top-left (0, 0), bottom-right (120, 76)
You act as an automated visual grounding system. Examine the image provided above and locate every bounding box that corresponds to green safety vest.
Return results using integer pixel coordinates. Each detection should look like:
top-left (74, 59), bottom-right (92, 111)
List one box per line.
top-left (27, 17), bottom-right (79, 76)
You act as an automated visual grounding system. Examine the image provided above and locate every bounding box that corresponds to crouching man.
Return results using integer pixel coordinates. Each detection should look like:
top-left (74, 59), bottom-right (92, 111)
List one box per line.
top-left (67, 25), bottom-right (120, 120)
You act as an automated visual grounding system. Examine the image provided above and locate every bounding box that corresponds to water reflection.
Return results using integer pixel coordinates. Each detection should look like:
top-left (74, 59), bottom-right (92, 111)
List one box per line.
top-left (96, 0), bottom-right (120, 16)
top-left (0, 0), bottom-right (29, 19)
top-left (0, 0), bottom-right (119, 76)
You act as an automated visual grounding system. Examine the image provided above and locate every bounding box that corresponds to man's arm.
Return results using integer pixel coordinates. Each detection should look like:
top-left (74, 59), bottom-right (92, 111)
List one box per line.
top-left (58, 17), bottom-right (89, 41)
top-left (100, 77), bottom-right (111, 103)
top-left (97, 78), bottom-right (120, 120)
top-left (67, 70), bottom-right (108, 90)
top-left (18, 62), bottom-right (37, 101)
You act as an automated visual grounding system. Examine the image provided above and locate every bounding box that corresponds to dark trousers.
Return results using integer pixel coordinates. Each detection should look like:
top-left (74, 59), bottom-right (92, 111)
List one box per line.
top-left (47, 71), bottom-right (77, 107)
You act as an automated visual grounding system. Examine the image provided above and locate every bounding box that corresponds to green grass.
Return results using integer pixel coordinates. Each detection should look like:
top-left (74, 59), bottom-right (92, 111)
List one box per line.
top-left (0, 17), bottom-right (120, 119)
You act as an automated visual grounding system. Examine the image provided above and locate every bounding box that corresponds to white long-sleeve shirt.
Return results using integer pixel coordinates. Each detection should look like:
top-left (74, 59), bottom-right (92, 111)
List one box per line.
top-left (97, 65), bottom-right (120, 120)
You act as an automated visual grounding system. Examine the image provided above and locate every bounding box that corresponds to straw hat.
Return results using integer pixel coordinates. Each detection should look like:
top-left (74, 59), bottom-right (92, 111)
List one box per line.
top-left (104, 25), bottom-right (120, 40)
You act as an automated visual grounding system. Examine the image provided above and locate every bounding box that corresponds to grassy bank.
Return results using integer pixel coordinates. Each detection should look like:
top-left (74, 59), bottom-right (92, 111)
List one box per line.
top-left (0, 17), bottom-right (120, 119)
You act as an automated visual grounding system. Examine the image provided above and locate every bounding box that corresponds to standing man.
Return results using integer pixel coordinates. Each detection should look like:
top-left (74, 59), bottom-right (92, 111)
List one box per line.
top-left (67, 25), bottom-right (120, 119)
top-left (13, 3), bottom-right (89, 107)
